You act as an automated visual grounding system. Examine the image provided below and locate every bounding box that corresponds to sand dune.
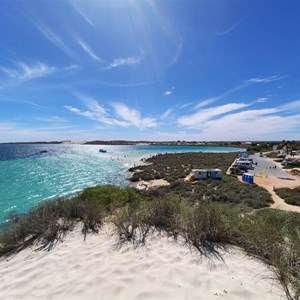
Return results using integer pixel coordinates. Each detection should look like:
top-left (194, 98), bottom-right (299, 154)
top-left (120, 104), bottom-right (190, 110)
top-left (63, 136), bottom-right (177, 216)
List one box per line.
top-left (0, 224), bottom-right (285, 300)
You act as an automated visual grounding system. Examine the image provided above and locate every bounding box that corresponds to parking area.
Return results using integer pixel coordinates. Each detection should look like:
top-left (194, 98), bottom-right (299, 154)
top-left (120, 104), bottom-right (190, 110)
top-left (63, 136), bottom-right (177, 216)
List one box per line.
top-left (247, 153), bottom-right (291, 178)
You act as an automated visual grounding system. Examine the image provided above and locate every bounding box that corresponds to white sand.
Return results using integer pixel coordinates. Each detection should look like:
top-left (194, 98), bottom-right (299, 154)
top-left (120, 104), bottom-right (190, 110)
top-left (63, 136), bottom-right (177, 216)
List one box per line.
top-left (0, 224), bottom-right (286, 300)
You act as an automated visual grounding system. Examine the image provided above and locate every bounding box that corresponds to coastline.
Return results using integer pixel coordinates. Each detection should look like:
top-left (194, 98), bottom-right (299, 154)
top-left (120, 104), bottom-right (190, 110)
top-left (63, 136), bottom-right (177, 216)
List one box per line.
top-left (1, 151), bottom-right (299, 299)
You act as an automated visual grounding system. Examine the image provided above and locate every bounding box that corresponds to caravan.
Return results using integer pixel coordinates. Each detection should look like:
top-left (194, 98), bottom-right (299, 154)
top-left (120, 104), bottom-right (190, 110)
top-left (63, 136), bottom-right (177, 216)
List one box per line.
top-left (234, 159), bottom-right (253, 169)
top-left (191, 169), bottom-right (222, 180)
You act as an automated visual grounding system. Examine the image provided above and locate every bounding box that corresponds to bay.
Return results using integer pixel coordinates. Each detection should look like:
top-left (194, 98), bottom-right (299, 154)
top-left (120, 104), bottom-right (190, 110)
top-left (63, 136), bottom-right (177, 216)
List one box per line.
top-left (0, 144), bottom-right (243, 224)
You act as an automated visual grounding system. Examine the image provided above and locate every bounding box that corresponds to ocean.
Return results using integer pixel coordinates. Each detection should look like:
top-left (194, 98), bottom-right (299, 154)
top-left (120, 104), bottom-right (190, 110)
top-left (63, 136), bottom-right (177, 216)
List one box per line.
top-left (0, 144), bottom-right (243, 225)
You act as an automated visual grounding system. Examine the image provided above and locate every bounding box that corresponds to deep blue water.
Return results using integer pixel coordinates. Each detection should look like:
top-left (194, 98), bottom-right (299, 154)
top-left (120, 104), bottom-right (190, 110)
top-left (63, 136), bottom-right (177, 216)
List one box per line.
top-left (0, 144), bottom-right (243, 224)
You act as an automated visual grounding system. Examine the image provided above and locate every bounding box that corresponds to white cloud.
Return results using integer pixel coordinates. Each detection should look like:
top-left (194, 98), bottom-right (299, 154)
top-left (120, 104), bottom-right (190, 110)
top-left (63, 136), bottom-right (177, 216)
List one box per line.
top-left (0, 62), bottom-right (56, 82)
top-left (195, 97), bottom-right (218, 109)
top-left (76, 38), bottom-right (103, 63)
top-left (111, 102), bottom-right (157, 129)
top-left (255, 97), bottom-right (268, 103)
top-left (35, 23), bottom-right (77, 60)
top-left (75, 94), bottom-right (106, 115)
top-left (246, 76), bottom-right (283, 83)
top-left (172, 41), bottom-right (183, 65)
top-left (65, 105), bottom-right (102, 121)
top-left (279, 99), bottom-right (300, 111)
top-left (216, 18), bottom-right (243, 36)
top-left (175, 98), bottom-right (300, 141)
top-left (178, 102), bottom-right (250, 129)
top-left (64, 64), bottom-right (79, 71)
top-left (161, 108), bottom-right (174, 119)
top-left (36, 116), bottom-right (69, 123)
top-left (0, 121), bottom-right (17, 132)
top-left (197, 108), bottom-right (299, 141)
top-left (65, 96), bottom-right (156, 130)
top-left (106, 57), bottom-right (140, 69)
top-left (164, 86), bottom-right (175, 96)
top-left (197, 75), bottom-right (284, 107)
top-left (0, 121), bottom-right (101, 143)
top-left (70, 1), bottom-right (95, 28)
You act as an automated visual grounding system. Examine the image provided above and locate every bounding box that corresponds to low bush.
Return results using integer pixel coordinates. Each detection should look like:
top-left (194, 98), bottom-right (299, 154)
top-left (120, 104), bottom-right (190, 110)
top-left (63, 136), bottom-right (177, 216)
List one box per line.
top-left (0, 186), bottom-right (142, 255)
top-left (0, 199), bottom-right (81, 255)
top-left (140, 175), bottom-right (273, 209)
top-left (234, 209), bottom-right (300, 300)
top-left (129, 152), bottom-right (237, 182)
top-left (275, 187), bottom-right (300, 206)
top-left (179, 202), bottom-right (237, 255)
top-left (77, 185), bottom-right (142, 213)
top-left (1, 182), bottom-right (299, 299)
top-left (266, 152), bottom-right (280, 158)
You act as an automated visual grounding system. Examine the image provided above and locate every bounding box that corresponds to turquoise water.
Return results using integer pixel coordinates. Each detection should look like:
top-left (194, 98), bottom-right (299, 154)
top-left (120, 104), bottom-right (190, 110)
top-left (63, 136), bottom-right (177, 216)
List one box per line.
top-left (0, 144), bottom-right (243, 224)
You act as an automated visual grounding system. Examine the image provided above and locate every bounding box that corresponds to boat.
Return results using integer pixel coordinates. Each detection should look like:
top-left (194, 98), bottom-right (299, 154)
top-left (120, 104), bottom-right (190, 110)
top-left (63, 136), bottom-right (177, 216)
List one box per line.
top-left (40, 150), bottom-right (48, 154)
top-left (99, 149), bottom-right (107, 153)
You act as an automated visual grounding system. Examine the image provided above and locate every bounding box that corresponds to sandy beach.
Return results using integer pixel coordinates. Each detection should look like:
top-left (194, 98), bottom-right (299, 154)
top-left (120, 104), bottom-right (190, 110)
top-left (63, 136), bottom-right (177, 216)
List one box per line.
top-left (0, 224), bottom-right (285, 300)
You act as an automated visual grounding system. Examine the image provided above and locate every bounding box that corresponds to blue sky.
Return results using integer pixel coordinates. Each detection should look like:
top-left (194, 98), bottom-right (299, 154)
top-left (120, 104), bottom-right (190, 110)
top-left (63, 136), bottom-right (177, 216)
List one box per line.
top-left (1, 0), bottom-right (300, 142)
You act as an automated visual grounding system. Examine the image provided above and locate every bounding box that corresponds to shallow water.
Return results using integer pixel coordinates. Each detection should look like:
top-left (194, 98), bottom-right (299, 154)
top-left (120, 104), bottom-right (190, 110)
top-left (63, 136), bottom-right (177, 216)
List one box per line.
top-left (0, 144), bottom-right (243, 224)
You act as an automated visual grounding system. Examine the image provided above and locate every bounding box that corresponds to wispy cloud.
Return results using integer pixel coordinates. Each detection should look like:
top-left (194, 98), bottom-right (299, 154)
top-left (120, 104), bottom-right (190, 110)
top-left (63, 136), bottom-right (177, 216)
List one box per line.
top-left (216, 19), bottom-right (243, 36)
top-left (195, 97), bottom-right (219, 109)
top-left (36, 116), bottom-right (70, 123)
top-left (111, 102), bottom-right (157, 129)
top-left (0, 62), bottom-right (56, 82)
top-left (197, 108), bottom-right (299, 141)
top-left (194, 75), bottom-right (284, 108)
top-left (279, 99), bottom-right (300, 111)
top-left (255, 97), bottom-right (268, 103)
top-left (163, 86), bottom-right (175, 96)
top-left (65, 105), bottom-right (98, 120)
top-left (164, 90), bottom-right (172, 96)
top-left (64, 64), bottom-right (79, 71)
top-left (65, 95), bottom-right (156, 129)
top-left (106, 57), bottom-right (140, 69)
top-left (172, 41), bottom-right (183, 64)
top-left (246, 75), bottom-right (284, 83)
top-left (0, 121), bottom-right (98, 143)
top-left (34, 23), bottom-right (77, 60)
top-left (69, 1), bottom-right (95, 28)
top-left (65, 94), bottom-right (106, 122)
top-left (79, 94), bottom-right (106, 115)
top-left (176, 98), bottom-right (300, 140)
top-left (178, 102), bottom-right (250, 129)
top-left (161, 108), bottom-right (173, 119)
top-left (76, 38), bottom-right (103, 63)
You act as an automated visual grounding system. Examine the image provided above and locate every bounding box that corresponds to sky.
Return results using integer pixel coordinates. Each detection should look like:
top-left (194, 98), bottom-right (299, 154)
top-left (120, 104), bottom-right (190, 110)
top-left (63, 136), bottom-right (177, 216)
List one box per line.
top-left (1, 0), bottom-right (300, 142)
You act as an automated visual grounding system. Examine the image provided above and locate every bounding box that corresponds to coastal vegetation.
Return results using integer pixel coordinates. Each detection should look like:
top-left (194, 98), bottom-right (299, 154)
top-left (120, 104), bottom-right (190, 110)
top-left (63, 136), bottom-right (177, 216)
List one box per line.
top-left (275, 187), bottom-right (300, 207)
top-left (129, 152), bottom-right (237, 182)
top-left (130, 152), bottom-right (272, 209)
top-left (0, 186), bottom-right (299, 299)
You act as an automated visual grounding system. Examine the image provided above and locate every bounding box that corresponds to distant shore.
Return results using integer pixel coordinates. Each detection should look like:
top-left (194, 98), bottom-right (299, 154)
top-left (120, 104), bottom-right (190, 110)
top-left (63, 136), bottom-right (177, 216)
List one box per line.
top-left (0, 140), bottom-right (249, 148)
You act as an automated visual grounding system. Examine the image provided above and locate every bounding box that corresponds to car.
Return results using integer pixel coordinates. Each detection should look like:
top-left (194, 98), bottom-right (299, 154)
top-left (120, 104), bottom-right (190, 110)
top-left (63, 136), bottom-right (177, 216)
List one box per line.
top-left (282, 160), bottom-right (293, 166)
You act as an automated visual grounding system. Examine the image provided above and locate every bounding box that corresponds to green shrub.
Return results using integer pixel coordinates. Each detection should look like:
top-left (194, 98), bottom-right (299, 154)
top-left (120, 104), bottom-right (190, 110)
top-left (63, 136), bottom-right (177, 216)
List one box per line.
top-left (78, 185), bottom-right (142, 213)
top-left (0, 186), bottom-right (142, 256)
top-left (275, 187), bottom-right (300, 207)
top-left (179, 202), bottom-right (237, 255)
top-left (234, 209), bottom-right (300, 299)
